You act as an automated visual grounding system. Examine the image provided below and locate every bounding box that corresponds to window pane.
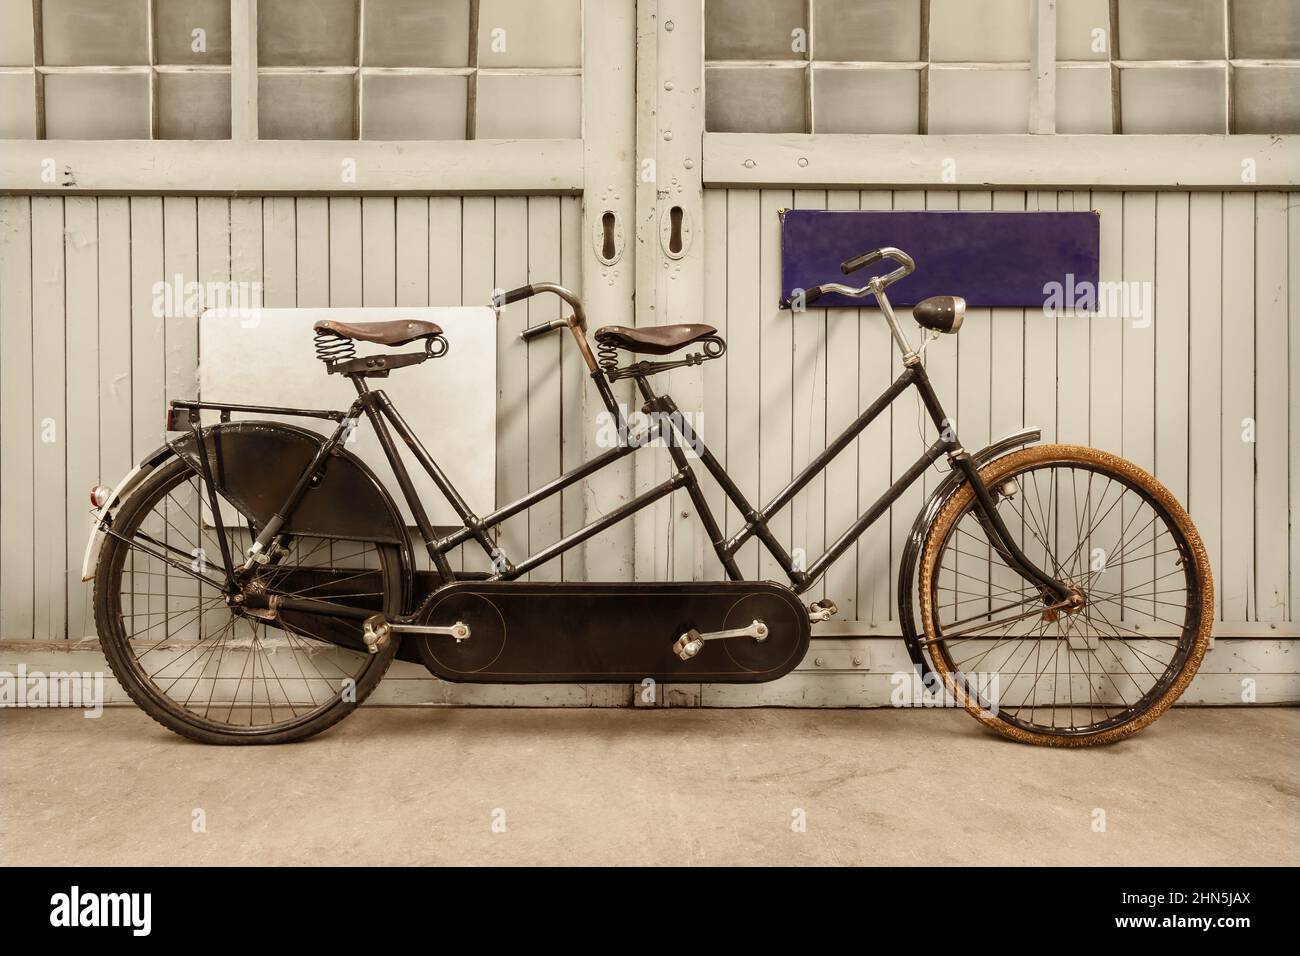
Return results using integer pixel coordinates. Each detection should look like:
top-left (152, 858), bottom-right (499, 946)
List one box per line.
top-left (1057, 65), bottom-right (1112, 132)
top-left (813, 68), bottom-right (919, 132)
top-left (362, 74), bottom-right (467, 139)
top-left (477, 0), bottom-right (581, 68)
top-left (259, 0), bottom-right (357, 66)
top-left (42, 0), bottom-right (148, 66)
top-left (475, 73), bottom-right (581, 138)
top-left (812, 0), bottom-right (920, 61)
top-left (1233, 67), bottom-right (1300, 134)
top-left (158, 71), bottom-right (231, 139)
top-left (0, 0), bottom-right (34, 65)
top-left (44, 72), bottom-right (150, 138)
top-left (705, 66), bottom-right (806, 132)
top-left (929, 0), bottom-right (1030, 62)
top-left (706, 0), bottom-right (805, 60)
top-left (258, 73), bottom-right (356, 138)
top-left (1120, 67), bottom-right (1224, 132)
top-left (1232, 0), bottom-right (1300, 59)
top-left (1057, 0), bottom-right (1110, 60)
top-left (0, 73), bottom-right (36, 136)
top-left (364, 0), bottom-right (470, 67)
top-left (928, 68), bottom-right (1030, 132)
top-left (1118, 0), bottom-right (1223, 60)
top-left (157, 0), bottom-right (232, 65)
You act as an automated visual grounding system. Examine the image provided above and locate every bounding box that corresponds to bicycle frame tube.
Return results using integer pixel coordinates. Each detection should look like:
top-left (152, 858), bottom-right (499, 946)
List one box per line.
top-left (201, 344), bottom-right (1068, 608)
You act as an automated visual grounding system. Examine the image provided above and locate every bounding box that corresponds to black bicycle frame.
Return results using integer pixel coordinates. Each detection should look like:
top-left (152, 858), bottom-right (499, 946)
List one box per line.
top-left (173, 346), bottom-right (1071, 621)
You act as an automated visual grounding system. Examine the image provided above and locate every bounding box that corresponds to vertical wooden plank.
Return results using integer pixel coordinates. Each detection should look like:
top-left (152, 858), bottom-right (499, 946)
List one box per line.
top-left (328, 198), bottom-right (362, 308)
top-left (459, 196), bottom-right (495, 574)
top-left (889, 189), bottom-right (926, 627)
top-left (162, 196), bottom-right (200, 642)
top-left (855, 189), bottom-right (894, 626)
top-left (1089, 191), bottom-right (1124, 457)
top-left (1056, 190), bottom-right (1091, 445)
top-left (1023, 190), bottom-right (1059, 446)
top-left (262, 198), bottom-right (295, 309)
top-left (526, 195), bottom-right (563, 581)
top-left (922, 189), bottom-right (959, 501)
top-left (1290, 191), bottom-right (1300, 622)
top-left (1154, 192), bottom-right (1190, 505)
top-left (197, 198), bottom-right (232, 340)
top-left (428, 197), bottom-right (462, 306)
top-left (790, 189), bottom-right (826, 603)
top-left (494, 197), bottom-right (530, 573)
top-left (758, 188), bottom-right (794, 583)
top-left (1120, 191), bottom-right (1157, 626)
top-left (1254, 192), bottom-right (1289, 621)
top-left (1221, 192), bottom-right (1255, 621)
top-left (585, 0), bottom-right (637, 584)
top-left (361, 197), bottom-right (396, 307)
top-left (390, 196), bottom-right (432, 571)
top-left (395, 197), bottom-right (429, 308)
top-left (658, 0), bottom-right (706, 583)
top-left (429, 195), bottom-right (466, 568)
top-left (989, 190), bottom-right (1026, 442)
top-left (1187, 192), bottom-right (1223, 620)
top-left (130, 198), bottom-right (165, 461)
top-left (823, 189), bottom-right (860, 620)
top-left (97, 198), bottom-right (133, 489)
top-left (295, 198), bottom-right (330, 308)
top-left (229, 198), bottom-right (263, 312)
top-left (63, 200), bottom-right (98, 639)
top-left (0, 197), bottom-right (35, 638)
top-left (725, 190), bottom-right (761, 578)
top-left (957, 190), bottom-right (993, 453)
top-left (163, 198), bottom-right (200, 405)
top-left (701, 188), bottom-right (729, 580)
top-left (557, 194), bottom-right (585, 581)
top-left (1087, 190), bottom-right (1125, 630)
top-left (195, 197), bottom-right (233, 630)
top-left (31, 198), bottom-right (66, 640)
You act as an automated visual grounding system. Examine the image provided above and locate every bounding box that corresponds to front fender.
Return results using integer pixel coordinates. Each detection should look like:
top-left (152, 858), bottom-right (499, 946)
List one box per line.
top-left (896, 426), bottom-right (1042, 683)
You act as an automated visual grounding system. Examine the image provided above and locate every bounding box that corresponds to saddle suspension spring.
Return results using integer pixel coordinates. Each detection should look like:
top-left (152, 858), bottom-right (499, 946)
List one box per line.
top-left (596, 337), bottom-right (621, 377)
top-left (314, 328), bottom-right (355, 364)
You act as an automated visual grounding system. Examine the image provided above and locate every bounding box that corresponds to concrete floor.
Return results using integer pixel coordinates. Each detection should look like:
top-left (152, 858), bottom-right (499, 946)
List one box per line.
top-left (2, 706), bottom-right (1296, 866)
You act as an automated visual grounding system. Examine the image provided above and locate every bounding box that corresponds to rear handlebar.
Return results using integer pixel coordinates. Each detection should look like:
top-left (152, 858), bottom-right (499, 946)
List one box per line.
top-left (493, 282), bottom-right (588, 339)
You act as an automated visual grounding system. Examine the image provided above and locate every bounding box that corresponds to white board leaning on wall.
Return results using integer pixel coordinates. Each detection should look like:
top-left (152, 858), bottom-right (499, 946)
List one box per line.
top-left (199, 307), bottom-right (497, 527)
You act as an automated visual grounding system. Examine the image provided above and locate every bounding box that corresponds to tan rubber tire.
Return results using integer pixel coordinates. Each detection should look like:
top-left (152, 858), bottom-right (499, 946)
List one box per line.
top-left (918, 444), bottom-right (1214, 747)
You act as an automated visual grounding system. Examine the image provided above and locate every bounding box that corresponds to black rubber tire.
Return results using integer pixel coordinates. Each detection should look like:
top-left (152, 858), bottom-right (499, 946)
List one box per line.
top-left (94, 456), bottom-right (401, 745)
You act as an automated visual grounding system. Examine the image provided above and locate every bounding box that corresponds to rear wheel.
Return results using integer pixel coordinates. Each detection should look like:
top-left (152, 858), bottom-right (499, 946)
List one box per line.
top-left (918, 444), bottom-right (1212, 746)
top-left (94, 456), bottom-right (401, 744)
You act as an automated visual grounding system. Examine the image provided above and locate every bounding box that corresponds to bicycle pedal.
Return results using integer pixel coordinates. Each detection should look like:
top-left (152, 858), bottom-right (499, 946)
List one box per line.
top-left (807, 599), bottom-right (839, 623)
top-left (362, 614), bottom-right (392, 655)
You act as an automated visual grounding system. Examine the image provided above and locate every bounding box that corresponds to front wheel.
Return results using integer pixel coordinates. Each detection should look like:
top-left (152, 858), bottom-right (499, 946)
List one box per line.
top-left (918, 444), bottom-right (1212, 746)
top-left (94, 456), bottom-right (402, 744)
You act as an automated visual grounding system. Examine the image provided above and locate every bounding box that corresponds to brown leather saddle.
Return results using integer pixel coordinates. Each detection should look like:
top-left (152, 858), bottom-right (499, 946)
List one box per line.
top-left (313, 318), bottom-right (443, 347)
top-left (594, 323), bottom-right (719, 356)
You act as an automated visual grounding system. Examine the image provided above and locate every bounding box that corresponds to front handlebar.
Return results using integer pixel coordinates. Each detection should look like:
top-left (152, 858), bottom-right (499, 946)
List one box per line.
top-left (840, 245), bottom-right (914, 277)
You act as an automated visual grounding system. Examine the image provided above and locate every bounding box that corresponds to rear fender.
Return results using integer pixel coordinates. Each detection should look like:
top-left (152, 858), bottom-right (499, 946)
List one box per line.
top-left (896, 427), bottom-right (1042, 684)
top-left (82, 421), bottom-right (414, 613)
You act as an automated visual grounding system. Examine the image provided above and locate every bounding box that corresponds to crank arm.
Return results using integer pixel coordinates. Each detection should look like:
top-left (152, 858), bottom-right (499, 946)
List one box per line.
top-left (362, 616), bottom-right (471, 655)
top-left (673, 619), bottom-right (768, 661)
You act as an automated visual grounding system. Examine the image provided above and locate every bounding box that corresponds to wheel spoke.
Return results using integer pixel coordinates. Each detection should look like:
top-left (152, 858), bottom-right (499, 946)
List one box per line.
top-left (925, 457), bottom-right (1203, 738)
